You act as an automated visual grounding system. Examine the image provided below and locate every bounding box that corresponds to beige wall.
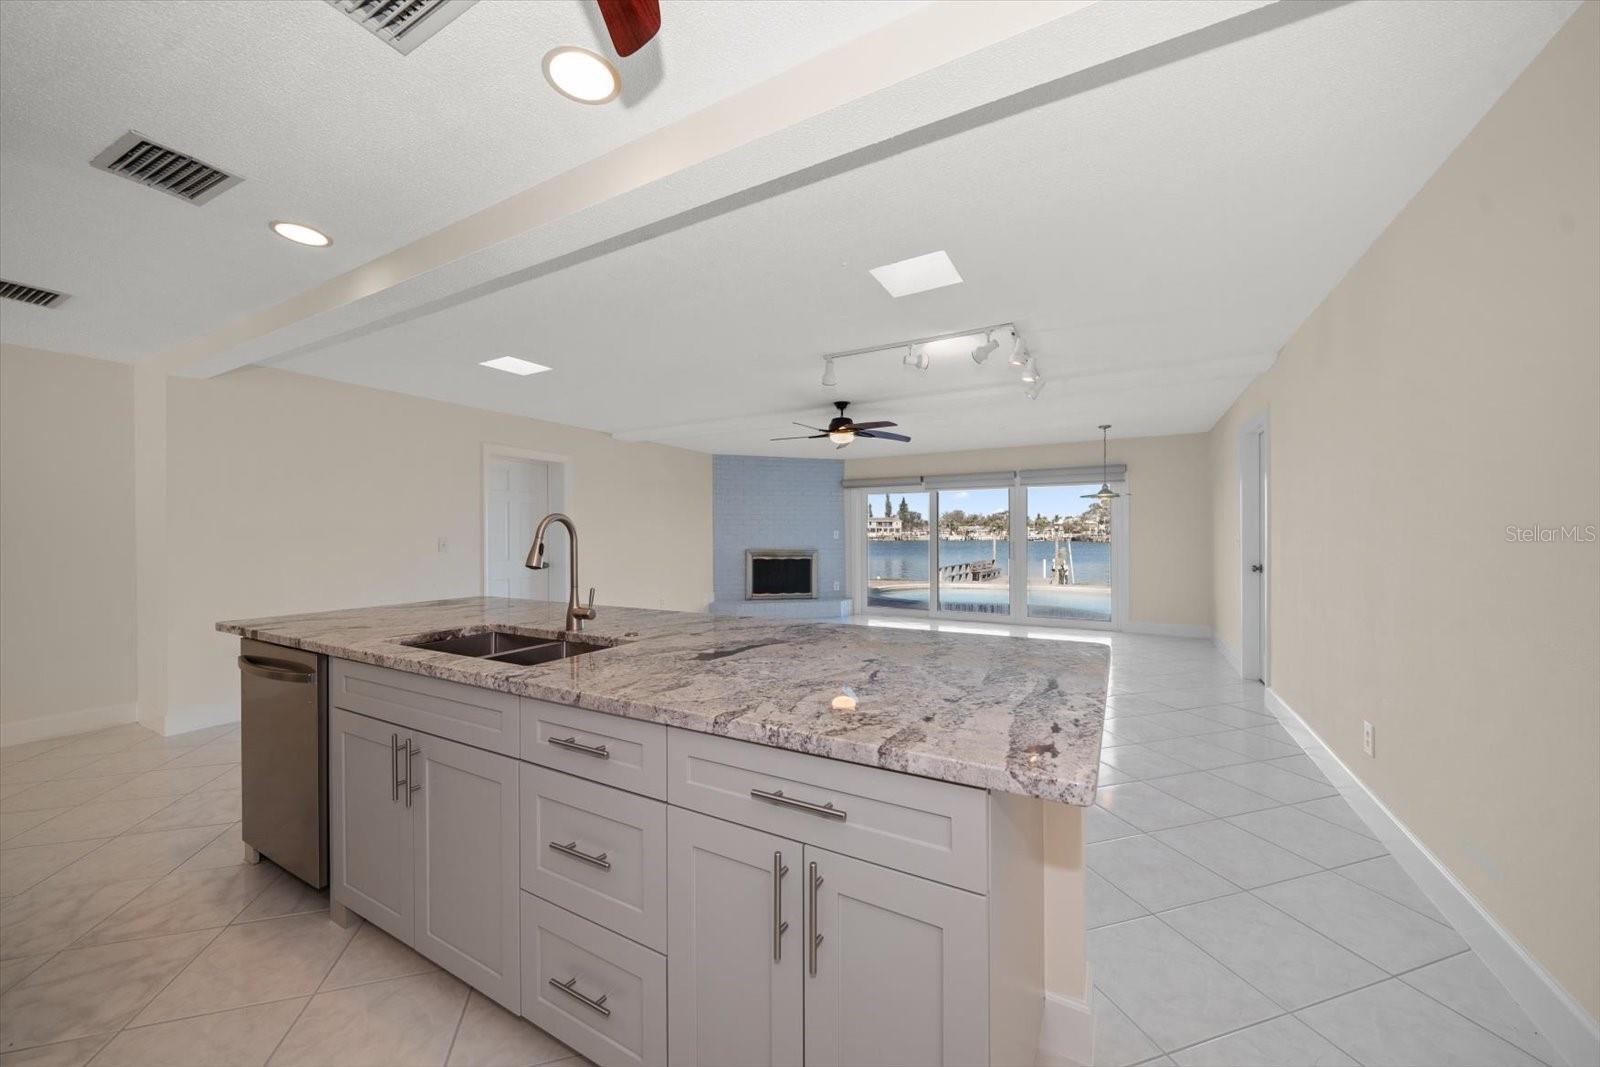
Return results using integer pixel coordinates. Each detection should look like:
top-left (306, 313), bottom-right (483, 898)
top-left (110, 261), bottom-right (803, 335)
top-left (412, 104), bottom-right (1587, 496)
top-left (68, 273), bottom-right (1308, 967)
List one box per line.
top-left (162, 366), bottom-right (712, 732)
top-left (0, 344), bottom-right (138, 740)
top-left (1210, 2), bottom-right (1600, 1016)
top-left (846, 432), bottom-right (1213, 630)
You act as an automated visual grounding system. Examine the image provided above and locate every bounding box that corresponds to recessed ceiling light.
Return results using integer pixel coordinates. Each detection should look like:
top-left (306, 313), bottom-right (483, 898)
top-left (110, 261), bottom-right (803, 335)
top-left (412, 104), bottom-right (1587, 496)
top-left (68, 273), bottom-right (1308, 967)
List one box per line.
top-left (543, 46), bottom-right (621, 104)
top-left (868, 250), bottom-right (962, 298)
top-left (270, 221), bottom-right (331, 247)
top-left (479, 356), bottom-right (551, 376)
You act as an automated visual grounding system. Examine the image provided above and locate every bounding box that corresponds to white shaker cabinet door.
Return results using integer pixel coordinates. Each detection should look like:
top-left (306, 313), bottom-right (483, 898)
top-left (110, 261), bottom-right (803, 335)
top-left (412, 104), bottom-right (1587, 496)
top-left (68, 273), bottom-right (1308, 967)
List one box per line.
top-left (330, 707), bottom-right (414, 945)
top-left (411, 730), bottom-right (521, 1010)
top-left (802, 845), bottom-right (989, 1067)
top-left (667, 807), bottom-right (803, 1067)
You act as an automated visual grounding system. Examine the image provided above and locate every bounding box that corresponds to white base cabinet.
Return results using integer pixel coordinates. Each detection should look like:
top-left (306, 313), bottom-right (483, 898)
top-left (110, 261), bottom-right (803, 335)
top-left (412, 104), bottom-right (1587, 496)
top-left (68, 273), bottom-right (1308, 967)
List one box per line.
top-left (327, 658), bottom-right (1050, 1067)
top-left (803, 846), bottom-right (988, 1067)
top-left (667, 807), bottom-right (803, 1067)
top-left (330, 705), bottom-right (521, 1010)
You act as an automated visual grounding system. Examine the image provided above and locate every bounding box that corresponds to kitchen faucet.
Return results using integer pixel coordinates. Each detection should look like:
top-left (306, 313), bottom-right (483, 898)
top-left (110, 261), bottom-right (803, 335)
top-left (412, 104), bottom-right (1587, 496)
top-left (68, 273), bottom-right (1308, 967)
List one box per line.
top-left (524, 512), bottom-right (596, 633)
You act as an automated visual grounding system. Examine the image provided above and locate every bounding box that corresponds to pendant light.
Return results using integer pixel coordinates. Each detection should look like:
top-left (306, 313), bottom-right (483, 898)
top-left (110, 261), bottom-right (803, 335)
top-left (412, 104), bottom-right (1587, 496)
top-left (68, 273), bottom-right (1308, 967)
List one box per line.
top-left (1082, 424), bottom-right (1121, 503)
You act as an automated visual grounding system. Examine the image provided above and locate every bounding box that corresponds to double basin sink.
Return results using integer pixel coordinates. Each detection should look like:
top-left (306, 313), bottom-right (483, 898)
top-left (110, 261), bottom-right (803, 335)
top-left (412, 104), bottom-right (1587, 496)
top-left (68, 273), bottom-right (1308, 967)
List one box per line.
top-left (403, 629), bottom-right (609, 667)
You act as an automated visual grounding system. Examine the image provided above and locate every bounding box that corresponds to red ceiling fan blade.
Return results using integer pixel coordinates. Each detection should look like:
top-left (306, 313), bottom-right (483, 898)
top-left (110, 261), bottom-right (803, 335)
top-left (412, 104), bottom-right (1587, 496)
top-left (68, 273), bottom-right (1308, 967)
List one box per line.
top-left (596, 0), bottom-right (660, 57)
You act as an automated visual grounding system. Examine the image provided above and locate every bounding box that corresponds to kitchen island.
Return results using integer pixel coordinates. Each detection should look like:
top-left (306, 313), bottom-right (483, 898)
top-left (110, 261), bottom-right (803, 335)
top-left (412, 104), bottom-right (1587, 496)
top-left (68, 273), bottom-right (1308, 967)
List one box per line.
top-left (219, 597), bottom-right (1106, 1067)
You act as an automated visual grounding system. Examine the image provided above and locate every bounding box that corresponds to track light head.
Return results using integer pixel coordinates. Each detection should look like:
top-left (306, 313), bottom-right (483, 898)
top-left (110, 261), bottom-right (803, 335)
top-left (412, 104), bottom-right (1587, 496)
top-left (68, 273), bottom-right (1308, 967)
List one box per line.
top-left (1025, 377), bottom-right (1046, 400)
top-left (903, 344), bottom-right (929, 371)
top-left (821, 357), bottom-right (837, 387)
top-left (970, 332), bottom-right (998, 364)
top-left (1020, 357), bottom-right (1041, 384)
top-left (1008, 334), bottom-right (1028, 367)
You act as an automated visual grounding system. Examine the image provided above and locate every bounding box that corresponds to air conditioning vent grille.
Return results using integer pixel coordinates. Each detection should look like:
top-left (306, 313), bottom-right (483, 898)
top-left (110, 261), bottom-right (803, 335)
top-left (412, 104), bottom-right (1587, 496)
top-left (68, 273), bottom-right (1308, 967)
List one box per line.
top-left (90, 132), bottom-right (242, 206)
top-left (0, 279), bottom-right (68, 308)
top-left (327, 0), bottom-right (478, 55)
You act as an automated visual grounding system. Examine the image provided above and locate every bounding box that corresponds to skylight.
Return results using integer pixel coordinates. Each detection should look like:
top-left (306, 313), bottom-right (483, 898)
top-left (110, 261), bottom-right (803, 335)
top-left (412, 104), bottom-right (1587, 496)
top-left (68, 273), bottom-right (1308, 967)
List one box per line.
top-left (479, 357), bottom-right (551, 376)
top-left (868, 250), bottom-right (963, 298)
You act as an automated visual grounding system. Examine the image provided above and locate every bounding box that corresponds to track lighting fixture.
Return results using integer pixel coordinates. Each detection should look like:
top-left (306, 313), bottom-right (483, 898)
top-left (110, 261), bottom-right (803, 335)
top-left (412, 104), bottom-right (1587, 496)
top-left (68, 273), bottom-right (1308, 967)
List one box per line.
top-left (1025, 376), bottom-right (1046, 400)
top-left (970, 331), bottom-right (998, 364)
top-left (1008, 334), bottom-right (1029, 367)
top-left (1021, 358), bottom-right (1042, 384)
top-left (903, 344), bottom-right (929, 370)
top-left (821, 357), bottom-right (837, 387)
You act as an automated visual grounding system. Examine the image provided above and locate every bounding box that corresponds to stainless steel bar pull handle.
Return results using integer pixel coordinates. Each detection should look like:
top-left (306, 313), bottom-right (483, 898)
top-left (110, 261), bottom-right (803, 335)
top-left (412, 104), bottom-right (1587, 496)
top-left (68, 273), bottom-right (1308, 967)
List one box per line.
top-left (391, 734), bottom-right (401, 802)
top-left (406, 742), bottom-right (422, 808)
top-left (237, 656), bottom-right (316, 684)
top-left (772, 851), bottom-right (790, 962)
top-left (548, 735), bottom-right (610, 760)
top-left (549, 840), bottom-right (611, 870)
top-left (549, 976), bottom-right (611, 1017)
top-left (750, 788), bottom-right (847, 821)
top-left (808, 861), bottom-right (824, 977)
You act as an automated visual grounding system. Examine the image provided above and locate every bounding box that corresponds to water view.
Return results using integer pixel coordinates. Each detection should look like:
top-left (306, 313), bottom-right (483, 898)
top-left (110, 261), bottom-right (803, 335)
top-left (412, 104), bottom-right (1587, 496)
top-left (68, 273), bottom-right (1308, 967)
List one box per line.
top-left (867, 539), bottom-right (1112, 620)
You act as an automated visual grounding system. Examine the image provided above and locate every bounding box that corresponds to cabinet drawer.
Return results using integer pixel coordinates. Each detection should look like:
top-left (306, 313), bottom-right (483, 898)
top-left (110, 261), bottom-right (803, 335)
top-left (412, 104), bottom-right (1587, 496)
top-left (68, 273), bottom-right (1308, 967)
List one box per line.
top-left (331, 659), bottom-right (518, 756)
top-left (521, 894), bottom-right (666, 1067)
top-left (521, 700), bottom-right (665, 800)
top-left (521, 765), bottom-right (666, 952)
top-left (667, 729), bottom-right (989, 893)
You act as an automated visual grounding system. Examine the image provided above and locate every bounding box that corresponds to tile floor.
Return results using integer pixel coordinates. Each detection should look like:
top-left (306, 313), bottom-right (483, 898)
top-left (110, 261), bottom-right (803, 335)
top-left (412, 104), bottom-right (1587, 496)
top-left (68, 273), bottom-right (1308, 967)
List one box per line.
top-left (1072, 629), bottom-right (1559, 1067)
top-left (0, 627), bottom-right (1561, 1067)
top-left (0, 721), bottom-right (591, 1067)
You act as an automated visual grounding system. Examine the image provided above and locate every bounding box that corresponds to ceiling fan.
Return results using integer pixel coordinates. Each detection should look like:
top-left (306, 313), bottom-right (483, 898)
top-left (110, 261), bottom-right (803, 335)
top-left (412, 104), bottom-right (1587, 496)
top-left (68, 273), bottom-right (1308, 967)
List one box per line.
top-left (596, 0), bottom-right (661, 56)
top-left (771, 401), bottom-right (911, 449)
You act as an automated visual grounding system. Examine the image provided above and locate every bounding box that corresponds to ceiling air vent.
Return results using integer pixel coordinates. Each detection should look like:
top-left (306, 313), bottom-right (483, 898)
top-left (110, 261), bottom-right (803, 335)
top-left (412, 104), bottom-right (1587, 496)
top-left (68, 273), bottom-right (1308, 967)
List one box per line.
top-left (326, 0), bottom-right (479, 55)
top-left (0, 279), bottom-right (69, 309)
top-left (90, 132), bottom-right (242, 206)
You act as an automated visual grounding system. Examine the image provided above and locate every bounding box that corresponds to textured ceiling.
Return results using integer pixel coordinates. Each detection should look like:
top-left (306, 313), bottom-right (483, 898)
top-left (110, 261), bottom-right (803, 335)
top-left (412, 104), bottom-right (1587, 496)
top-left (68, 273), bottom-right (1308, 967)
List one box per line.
top-left (0, 0), bottom-right (923, 358)
top-left (272, 0), bottom-right (1579, 455)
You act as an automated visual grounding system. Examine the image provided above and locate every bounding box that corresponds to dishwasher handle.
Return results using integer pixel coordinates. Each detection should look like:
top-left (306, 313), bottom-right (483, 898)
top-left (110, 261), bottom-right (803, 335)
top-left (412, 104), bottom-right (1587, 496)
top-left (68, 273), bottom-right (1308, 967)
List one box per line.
top-left (238, 656), bottom-right (317, 684)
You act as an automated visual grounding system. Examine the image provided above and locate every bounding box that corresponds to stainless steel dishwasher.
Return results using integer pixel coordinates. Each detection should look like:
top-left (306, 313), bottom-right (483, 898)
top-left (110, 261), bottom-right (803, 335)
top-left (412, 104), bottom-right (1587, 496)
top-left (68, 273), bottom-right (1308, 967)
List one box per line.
top-left (238, 639), bottom-right (328, 888)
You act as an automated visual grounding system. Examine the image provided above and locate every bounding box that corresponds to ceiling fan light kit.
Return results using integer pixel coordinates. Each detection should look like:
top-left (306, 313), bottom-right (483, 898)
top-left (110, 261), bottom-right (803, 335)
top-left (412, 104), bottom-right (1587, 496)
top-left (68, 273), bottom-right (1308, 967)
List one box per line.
top-left (769, 401), bottom-right (911, 449)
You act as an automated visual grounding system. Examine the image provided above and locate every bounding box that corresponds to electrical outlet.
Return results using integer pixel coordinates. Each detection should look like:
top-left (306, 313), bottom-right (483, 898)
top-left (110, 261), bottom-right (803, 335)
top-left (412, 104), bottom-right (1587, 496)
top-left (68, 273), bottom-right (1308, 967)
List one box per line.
top-left (436, 536), bottom-right (448, 553)
top-left (1362, 720), bottom-right (1375, 757)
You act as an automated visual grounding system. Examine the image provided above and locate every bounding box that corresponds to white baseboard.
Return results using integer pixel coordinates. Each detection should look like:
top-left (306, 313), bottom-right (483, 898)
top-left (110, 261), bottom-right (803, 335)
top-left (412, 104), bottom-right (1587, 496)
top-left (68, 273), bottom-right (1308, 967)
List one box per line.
top-left (1123, 621), bottom-right (1213, 639)
top-left (158, 702), bottom-right (240, 738)
top-left (0, 702), bottom-right (139, 747)
top-left (1213, 634), bottom-right (1243, 675)
top-left (1036, 990), bottom-right (1095, 1067)
top-left (1264, 687), bottom-right (1600, 1067)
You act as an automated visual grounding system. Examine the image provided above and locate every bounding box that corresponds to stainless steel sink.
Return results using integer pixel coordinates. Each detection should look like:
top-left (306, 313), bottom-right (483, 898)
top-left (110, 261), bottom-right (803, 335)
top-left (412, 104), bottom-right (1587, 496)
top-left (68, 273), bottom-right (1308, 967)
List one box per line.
top-left (402, 629), bottom-right (609, 666)
top-left (484, 639), bottom-right (608, 667)
top-left (405, 630), bottom-right (547, 657)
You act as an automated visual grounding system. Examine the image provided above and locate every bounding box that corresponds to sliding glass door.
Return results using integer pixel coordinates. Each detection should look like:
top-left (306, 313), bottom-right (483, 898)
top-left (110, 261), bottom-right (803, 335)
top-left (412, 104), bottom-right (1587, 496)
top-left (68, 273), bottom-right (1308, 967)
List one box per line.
top-left (1024, 484), bottom-right (1112, 622)
top-left (934, 487), bottom-right (1010, 615)
top-left (864, 490), bottom-right (931, 611)
top-left (855, 480), bottom-right (1122, 627)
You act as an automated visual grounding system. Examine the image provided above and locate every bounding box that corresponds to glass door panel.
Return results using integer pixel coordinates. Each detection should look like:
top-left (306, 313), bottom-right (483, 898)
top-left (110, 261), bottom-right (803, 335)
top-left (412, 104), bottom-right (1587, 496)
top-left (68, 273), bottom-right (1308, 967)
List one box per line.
top-left (1024, 485), bottom-right (1112, 621)
top-left (865, 491), bottom-right (931, 611)
top-left (934, 487), bottom-right (1010, 615)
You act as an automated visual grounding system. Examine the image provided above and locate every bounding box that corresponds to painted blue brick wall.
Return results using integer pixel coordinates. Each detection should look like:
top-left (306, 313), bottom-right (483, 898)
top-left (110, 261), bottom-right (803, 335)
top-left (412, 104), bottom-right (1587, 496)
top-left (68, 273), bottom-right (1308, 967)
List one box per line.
top-left (712, 455), bottom-right (845, 604)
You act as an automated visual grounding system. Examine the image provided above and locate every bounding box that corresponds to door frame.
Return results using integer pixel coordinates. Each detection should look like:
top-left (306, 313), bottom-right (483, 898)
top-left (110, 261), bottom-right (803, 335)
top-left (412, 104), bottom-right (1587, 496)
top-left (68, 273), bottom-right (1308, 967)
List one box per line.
top-left (1238, 414), bottom-right (1270, 683)
top-left (481, 444), bottom-right (573, 597)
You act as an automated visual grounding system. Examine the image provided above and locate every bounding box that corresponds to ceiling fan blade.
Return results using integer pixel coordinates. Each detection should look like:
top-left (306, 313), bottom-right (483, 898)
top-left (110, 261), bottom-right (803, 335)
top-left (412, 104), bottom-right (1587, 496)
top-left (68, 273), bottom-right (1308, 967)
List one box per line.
top-left (846, 420), bottom-right (897, 430)
top-left (836, 442), bottom-right (850, 450)
top-left (856, 430), bottom-right (911, 443)
top-left (769, 434), bottom-right (829, 441)
top-left (596, 0), bottom-right (661, 57)
top-left (792, 422), bottom-right (827, 432)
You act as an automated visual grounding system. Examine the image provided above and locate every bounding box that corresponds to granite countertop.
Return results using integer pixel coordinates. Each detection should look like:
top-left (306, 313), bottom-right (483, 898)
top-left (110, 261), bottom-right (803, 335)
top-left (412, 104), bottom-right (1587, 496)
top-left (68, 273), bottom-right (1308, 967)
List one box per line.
top-left (218, 597), bottom-right (1107, 805)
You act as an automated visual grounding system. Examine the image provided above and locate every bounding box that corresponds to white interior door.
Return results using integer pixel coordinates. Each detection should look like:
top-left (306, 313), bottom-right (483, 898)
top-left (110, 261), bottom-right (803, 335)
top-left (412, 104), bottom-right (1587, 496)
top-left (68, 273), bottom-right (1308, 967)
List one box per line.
top-left (485, 455), bottom-right (553, 600)
top-left (1240, 419), bottom-right (1269, 682)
